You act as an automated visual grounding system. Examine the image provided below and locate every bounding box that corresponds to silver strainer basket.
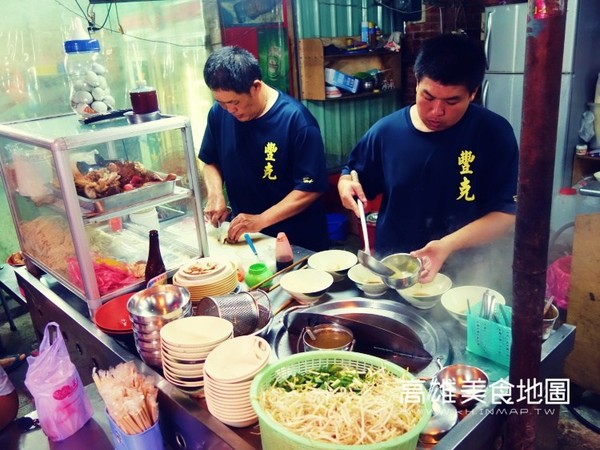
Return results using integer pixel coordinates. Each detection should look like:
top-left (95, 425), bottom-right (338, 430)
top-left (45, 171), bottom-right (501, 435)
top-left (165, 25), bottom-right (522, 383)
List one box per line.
top-left (196, 290), bottom-right (271, 336)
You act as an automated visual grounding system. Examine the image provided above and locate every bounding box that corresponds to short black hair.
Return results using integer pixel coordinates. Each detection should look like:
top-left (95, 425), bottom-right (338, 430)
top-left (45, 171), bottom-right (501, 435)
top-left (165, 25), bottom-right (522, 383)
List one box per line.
top-left (414, 34), bottom-right (487, 94)
top-left (203, 46), bottom-right (263, 94)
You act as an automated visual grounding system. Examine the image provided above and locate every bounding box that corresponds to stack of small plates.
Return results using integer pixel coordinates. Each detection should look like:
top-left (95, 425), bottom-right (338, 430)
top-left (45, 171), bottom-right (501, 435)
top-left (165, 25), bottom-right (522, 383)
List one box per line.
top-left (173, 257), bottom-right (239, 302)
top-left (159, 316), bottom-right (234, 395)
top-left (203, 335), bottom-right (271, 427)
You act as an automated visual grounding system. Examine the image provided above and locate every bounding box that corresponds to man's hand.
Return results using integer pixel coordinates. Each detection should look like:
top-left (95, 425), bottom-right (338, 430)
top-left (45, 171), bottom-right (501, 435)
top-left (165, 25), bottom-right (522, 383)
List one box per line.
top-left (204, 196), bottom-right (230, 228)
top-left (411, 240), bottom-right (452, 284)
top-left (227, 213), bottom-right (264, 243)
top-left (337, 174), bottom-right (367, 217)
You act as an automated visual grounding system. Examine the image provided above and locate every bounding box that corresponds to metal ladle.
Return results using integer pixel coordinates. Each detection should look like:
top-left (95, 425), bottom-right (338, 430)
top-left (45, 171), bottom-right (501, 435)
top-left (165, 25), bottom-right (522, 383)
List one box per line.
top-left (351, 171), bottom-right (394, 278)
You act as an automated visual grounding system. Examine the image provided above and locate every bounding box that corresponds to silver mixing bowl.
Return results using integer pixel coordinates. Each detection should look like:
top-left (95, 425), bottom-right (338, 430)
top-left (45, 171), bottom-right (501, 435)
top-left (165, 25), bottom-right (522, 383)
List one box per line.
top-left (127, 284), bottom-right (191, 322)
top-left (380, 253), bottom-right (422, 289)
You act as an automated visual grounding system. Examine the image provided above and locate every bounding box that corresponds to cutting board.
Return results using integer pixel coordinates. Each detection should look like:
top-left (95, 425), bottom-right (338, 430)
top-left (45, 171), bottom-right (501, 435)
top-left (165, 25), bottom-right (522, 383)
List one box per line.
top-left (564, 213), bottom-right (600, 393)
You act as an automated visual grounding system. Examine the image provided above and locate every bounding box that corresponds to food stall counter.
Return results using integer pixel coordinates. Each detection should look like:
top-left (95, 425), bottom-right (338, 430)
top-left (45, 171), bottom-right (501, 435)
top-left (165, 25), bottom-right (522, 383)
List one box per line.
top-left (12, 238), bottom-right (575, 449)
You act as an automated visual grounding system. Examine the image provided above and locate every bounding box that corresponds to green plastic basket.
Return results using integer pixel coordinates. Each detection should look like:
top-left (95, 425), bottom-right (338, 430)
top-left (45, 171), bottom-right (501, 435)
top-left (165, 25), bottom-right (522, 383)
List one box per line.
top-left (466, 303), bottom-right (513, 367)
top-left (249, 351), bottom-right (432, 450)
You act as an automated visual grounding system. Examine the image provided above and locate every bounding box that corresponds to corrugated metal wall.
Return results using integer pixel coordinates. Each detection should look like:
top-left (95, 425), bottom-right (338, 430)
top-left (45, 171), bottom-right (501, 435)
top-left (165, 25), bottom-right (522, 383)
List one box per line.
top-left (292, 0), bottom-right (402, 169)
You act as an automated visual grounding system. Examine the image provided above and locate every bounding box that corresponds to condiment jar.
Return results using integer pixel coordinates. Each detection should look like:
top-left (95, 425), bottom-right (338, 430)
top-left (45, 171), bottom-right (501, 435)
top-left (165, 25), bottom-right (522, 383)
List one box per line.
top-left (244, 262), bottom-right (273, 289)
top-left (129, 81), bottom-right (159, 115)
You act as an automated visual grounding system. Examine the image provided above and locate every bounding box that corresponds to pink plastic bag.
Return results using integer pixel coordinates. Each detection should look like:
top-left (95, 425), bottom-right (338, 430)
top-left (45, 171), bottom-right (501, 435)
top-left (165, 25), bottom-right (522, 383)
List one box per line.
top-left (546, 255), bottom-right (572, 310)
top-left (25, 322), bottom-right (93, 441)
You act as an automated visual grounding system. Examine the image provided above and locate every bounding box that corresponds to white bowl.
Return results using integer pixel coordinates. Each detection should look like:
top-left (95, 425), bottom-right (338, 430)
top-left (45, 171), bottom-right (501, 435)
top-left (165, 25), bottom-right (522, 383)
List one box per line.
top-left (594, 170), bottom-right (600, 182)
top-left (441, 286), bottom-right (506, 326)
top-left (347, 264), bottom-right (388, 297)
top-left (279, 268), bottom-right (334, 304)
top-left (308, 249), bottom-right (357, 282)
top-left (397, 273), bottom-right (452, 309)
top-left (203, 335), bottom-right (271, 383)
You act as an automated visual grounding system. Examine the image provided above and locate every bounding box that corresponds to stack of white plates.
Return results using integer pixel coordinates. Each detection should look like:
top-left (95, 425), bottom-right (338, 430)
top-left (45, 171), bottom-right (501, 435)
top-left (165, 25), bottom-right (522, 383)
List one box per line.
top-left (203, 335), bottom-right (271, 427)
top-left (159, 316), bottom-right (234, 395)
top-left (173, 257), bottom-right (239, 302)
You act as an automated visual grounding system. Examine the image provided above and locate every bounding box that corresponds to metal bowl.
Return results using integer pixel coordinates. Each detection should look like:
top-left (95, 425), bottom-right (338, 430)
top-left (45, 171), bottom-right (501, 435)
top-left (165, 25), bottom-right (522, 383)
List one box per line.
top-left (436, 363), bottom-right (489, 410)
top-left (127, 284), bottom-right (191, 322)
top-left (380, 253), bottom-right (422, 289)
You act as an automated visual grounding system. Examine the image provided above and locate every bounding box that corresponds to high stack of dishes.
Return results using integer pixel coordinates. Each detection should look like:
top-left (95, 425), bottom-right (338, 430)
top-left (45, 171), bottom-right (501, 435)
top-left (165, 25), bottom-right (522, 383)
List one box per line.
top-left (172, 257), bottom-right (239, 313)
top-left (159, 316), bottom-right (234, 395)
top-left (203, 335), bottom-right (271, 427)
top-left (127, 285), bottom-right (192, 368)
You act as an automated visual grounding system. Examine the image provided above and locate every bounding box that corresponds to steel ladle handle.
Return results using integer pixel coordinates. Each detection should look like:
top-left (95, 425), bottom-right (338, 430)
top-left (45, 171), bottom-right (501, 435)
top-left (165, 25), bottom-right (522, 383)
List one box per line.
top-left (350, 170), bottom-right (370, 254)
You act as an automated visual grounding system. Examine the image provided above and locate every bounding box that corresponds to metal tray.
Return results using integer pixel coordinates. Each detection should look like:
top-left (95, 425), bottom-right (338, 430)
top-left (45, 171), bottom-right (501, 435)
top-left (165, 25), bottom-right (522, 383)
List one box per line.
top-left (268, 297), bottom-right (451, 379)
top-left (78, 179), bottom-right (176, 215)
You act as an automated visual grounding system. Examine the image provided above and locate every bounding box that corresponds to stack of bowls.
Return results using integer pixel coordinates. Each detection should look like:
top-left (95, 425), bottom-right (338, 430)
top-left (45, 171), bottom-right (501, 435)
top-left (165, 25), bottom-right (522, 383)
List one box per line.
top-left (173, 257), bottom-right (239, 312)
top-left (94, 292), bottom-right (135, 351)
top-left (160, 316), bottom-right (234, 395)
top-left (94, 292), bottom-right (134, 334)
top-left (127, 285), bottom-right (192, 368)
top-left (203, 335), bottom-right (271, 427)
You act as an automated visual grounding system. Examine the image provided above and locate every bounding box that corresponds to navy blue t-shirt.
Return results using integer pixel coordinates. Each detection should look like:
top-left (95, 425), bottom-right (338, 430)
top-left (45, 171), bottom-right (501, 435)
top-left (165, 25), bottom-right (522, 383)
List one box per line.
top-left (199, 91), bottom-right (330, 251)
top-left (345, 103), bottom-right (518, 257)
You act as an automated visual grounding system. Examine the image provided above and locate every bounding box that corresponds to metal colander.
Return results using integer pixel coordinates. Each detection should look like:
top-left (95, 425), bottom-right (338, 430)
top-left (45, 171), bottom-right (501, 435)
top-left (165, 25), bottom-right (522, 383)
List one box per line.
top-left (196, 290), bottom-right (270, 336)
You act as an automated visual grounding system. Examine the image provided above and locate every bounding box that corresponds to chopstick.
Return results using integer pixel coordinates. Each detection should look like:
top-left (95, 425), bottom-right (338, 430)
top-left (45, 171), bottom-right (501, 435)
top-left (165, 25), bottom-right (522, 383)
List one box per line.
top-left (248, 255), bottom-right (309, 291)
top-left (272, 297), bottom-right (295, 316)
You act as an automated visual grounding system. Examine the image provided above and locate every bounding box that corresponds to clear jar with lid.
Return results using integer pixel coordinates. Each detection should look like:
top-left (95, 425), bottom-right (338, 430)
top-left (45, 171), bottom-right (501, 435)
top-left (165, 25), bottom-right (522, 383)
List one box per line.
top-left (64, 18), bottom-right (115, 117)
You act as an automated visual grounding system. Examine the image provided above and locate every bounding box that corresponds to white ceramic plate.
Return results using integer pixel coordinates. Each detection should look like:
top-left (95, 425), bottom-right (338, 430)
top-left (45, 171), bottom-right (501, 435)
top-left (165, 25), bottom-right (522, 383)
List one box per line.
top-left (160, 316), bottom-right (234, 348)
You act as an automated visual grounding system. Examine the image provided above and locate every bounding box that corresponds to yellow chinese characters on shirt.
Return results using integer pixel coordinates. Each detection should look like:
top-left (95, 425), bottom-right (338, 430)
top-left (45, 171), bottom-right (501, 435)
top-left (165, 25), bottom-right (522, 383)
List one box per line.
top-left (457, 150), bottom-right (475, 201)
top-left (263, 142), bottom-right (277, 180)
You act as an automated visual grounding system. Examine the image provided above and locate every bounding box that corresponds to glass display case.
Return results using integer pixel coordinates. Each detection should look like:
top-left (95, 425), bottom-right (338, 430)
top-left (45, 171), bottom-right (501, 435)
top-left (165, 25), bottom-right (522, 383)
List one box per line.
top-left (0, 113), bottom-right (207, 314)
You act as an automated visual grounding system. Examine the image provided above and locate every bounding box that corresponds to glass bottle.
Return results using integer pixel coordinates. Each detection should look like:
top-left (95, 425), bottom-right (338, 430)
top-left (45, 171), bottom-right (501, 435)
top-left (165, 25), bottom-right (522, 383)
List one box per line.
top-left (145, 229), bottom-right (167, 287)
top-left (275, 232), bottom-right (293, 271)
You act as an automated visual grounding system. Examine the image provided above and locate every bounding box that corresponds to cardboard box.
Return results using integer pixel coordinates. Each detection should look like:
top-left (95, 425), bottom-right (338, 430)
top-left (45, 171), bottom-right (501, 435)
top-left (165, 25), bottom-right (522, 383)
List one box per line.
top-left (324, 68), bottom-right (360, 94)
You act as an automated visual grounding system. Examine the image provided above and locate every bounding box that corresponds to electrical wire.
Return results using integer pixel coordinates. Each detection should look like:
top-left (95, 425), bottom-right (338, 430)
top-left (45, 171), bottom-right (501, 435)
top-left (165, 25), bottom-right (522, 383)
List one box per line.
top-left (54, 0), bottom-right (206, 48)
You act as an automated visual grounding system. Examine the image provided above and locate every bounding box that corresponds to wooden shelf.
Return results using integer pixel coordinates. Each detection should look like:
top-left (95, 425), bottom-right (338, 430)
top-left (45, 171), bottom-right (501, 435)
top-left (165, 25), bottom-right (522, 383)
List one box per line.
top-left (572, 153), bottom-right (600, 183)
top-left (298, 37), bottom-right (401, 101)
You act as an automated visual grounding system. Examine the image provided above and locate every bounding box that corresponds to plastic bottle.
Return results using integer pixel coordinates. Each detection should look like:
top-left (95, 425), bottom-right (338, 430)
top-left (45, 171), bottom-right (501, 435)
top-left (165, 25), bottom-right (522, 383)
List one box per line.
top-left (361, 21), bottom-right (369, 43)
top-left (275, 232), bottom-right (293, 271)
top-left (145, 229), bottom-right (167, 287)
top-left (64, 18), bottom-right (115, 117)
top-left (549, 187), bottom-right (577, 246)
top-left (244, 262), bottom-right (273, 289)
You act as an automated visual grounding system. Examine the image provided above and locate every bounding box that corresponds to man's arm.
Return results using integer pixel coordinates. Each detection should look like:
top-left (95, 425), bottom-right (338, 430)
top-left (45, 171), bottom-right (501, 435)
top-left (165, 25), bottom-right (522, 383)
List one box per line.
top-left (412, 211), bottom-right (515, 283)
top-left (227, 190), bottom-right (322, 242)
top-left (202, 163), bottom-right (229, 227)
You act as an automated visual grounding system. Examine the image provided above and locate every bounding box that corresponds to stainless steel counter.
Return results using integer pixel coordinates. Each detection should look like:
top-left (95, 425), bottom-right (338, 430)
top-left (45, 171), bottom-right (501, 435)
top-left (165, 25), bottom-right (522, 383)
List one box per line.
top-left (12, 241), bottom-right (576, 449)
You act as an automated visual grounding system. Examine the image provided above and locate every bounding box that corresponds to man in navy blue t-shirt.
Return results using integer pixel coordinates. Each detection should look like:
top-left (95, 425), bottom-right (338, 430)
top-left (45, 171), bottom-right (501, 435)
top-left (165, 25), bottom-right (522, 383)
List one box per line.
top-left (199, 46), bottom-right (329, 251)
top-left (338, 34), bottom-right (518, 285)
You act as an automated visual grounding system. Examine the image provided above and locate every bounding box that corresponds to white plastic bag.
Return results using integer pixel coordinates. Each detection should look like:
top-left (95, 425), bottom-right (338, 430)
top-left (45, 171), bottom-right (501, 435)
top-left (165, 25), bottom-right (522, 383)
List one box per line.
top-left (24, 322), bottom-right (93, 441)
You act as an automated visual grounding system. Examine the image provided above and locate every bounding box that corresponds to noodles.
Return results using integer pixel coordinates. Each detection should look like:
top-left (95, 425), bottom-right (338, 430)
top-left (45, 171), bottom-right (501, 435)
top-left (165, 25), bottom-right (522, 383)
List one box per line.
top-left (257, 365), bottom-right (424, 445)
